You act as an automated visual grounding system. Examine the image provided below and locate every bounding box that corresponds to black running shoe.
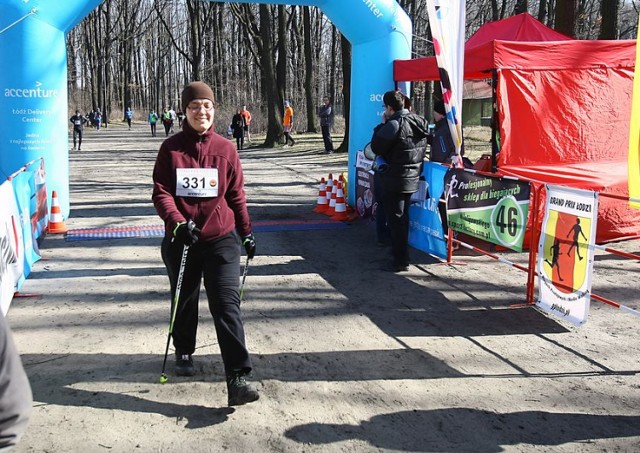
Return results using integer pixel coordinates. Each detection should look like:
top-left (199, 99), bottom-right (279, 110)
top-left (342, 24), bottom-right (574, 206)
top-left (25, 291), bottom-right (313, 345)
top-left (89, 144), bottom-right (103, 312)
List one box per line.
top-left (227, 372), bottom-right (259, 406)
top-left (175, 353), bottom-right (195, 376)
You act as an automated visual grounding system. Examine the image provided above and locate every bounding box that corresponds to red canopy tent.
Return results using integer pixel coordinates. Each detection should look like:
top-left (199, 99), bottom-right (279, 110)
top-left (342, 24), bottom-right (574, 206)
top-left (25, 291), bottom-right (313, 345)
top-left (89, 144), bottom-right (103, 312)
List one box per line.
top-left (395, 13), bottom-right (572, 81)
top-left (395, 13), bottom-right (640, 243)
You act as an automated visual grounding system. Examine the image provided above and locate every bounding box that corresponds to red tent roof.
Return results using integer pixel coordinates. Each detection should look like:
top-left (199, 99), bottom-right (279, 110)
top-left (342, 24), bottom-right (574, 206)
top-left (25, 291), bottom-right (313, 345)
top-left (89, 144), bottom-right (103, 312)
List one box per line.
top-left (394, 13), bottom-right (573, 81)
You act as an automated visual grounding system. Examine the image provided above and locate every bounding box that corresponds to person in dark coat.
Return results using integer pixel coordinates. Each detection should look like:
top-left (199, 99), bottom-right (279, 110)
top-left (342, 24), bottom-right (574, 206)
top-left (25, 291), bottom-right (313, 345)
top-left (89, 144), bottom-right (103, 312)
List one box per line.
top-left (428, 100), bottom-right (456, 163)
top-left (318, 96), bottom-right (334, 153)
top-left (371, 90), bottom-right (429, 272)
top-left (69, 110), bottom-right (88, 150)
top-left (231, 109), bottom-right (246, 150)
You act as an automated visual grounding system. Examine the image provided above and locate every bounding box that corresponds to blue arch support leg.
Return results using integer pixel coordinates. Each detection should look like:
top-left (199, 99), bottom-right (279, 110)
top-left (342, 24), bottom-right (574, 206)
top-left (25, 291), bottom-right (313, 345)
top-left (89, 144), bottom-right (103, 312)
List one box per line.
top-left (0, 0), bottom-right (103, 218)
top-left (205, 0), bottom-right (413, 207)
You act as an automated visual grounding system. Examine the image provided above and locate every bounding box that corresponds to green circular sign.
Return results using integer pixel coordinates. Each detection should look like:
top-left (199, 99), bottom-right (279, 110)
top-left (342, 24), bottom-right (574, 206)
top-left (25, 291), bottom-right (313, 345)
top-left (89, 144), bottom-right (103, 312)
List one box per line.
top-left (490, 195), bottom-right (525, 247)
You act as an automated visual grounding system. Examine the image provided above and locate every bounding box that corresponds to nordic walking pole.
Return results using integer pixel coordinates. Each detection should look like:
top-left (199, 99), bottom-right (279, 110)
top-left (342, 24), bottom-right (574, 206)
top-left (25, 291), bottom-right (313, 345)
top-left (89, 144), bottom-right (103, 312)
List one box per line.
top-left (239, 254), bottom-right (250, 302)
top-left (159, 244), bottom-right (189, 384)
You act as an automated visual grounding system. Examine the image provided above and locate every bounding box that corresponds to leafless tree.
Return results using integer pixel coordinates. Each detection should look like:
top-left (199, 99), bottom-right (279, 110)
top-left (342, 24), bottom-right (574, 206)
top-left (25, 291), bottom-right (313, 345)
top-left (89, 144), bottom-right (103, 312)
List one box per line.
top-left (66, 0), bottom-right (628, 145)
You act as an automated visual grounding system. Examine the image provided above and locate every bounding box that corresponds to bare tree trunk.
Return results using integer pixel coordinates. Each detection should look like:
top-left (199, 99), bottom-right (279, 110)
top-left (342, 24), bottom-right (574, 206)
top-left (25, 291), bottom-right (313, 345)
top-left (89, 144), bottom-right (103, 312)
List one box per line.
top-left (599, 0), bottom-right (618, 39)
top-left (276, 5), bottom-right (287, 113)
top-left (121, 2), bottom-right (141, 118)
top-left (538, 0), bottom-right (548, 24)
top-left (555, 0), bottom-right (577, 37)
top-left (329, 24), bottom-right (337, 107)
top-left (261, 5), bottom-right (283, 146)
top-left (67, 31), bottom-right (78, 104)
top-left (303, 7), bottom-right (317, 133)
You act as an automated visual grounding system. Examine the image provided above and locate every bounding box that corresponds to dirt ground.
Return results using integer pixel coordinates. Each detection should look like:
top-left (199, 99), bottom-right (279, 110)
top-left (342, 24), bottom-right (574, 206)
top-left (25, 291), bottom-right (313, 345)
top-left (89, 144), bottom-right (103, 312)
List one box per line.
top-left (7, 121), bottom-right (640, 452)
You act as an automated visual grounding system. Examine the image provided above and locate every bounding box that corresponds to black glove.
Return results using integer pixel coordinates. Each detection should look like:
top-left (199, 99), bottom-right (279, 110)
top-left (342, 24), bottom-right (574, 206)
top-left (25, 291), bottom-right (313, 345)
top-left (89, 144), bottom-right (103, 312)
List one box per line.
top-left (242, 233), bottom-right (256, 259)
top-left (173, 220), bottom-right (200, 246)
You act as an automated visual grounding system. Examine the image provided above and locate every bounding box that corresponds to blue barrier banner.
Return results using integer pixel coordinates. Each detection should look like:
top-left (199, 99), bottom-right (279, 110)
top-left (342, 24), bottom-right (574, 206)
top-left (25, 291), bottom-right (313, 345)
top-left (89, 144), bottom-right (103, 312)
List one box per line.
top-left (408, 162), bottom-right (448, 259)
top-left (12, 170), bottom-right (41, 288)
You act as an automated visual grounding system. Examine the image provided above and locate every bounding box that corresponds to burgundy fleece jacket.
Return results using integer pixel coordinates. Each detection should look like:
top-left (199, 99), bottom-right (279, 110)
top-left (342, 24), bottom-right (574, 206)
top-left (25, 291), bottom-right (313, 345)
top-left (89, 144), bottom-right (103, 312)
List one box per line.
top-left (152, 122), bottom-right (252, 241)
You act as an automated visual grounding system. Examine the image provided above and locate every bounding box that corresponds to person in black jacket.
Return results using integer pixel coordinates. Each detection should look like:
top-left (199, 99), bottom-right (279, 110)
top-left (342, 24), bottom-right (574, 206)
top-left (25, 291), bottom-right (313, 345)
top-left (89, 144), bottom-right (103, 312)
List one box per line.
top-left (371, 90), bottom-right (429, 272)
top-left (428, 100), bottom-right (458, 239)
top-left (318, 96), bottom-right (334, 154)
top-left (428, 100), bottom-right (456, 163)
top-left (231, 109), bottom-right (246, 150)
top-left (69, 110), bottom-right (87, 150)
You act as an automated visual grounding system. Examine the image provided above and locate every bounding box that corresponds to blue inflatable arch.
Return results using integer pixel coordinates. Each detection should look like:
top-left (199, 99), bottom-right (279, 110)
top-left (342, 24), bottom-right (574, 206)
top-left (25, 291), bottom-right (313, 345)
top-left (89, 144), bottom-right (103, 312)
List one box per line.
top-left (0, 0), bottom-right (411, 215)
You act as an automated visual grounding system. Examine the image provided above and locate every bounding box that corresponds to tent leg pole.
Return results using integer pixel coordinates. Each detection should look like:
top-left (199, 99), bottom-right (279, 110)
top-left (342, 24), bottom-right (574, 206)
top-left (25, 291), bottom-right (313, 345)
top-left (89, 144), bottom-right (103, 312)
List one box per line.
top-left (491, 69), bottom-right (499, 173)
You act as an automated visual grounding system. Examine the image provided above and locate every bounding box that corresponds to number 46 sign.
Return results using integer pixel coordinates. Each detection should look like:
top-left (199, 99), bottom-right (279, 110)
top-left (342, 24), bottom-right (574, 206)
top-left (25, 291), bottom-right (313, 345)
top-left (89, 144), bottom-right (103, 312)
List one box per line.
top-left (445, 170), bottom-right (531, 252)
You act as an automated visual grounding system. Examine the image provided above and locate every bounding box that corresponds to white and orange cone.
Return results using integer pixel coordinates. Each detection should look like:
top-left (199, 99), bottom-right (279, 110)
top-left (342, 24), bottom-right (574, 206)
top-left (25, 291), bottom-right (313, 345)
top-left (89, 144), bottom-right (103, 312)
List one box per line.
top-left (324, 174), bottom-right (334, 205)
top-left (47, 190), bottom-right (68, 234)
top-left (331, 182), bottom-right (349, 221)
top-left (313, 177), bottom-right (329, 213)
top-left (325, 179), bottom-right (338, 216)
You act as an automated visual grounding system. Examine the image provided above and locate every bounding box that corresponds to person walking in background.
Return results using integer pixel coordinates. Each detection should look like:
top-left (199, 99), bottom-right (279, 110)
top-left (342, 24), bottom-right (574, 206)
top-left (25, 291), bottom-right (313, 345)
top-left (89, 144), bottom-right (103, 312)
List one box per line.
top-left (169, 107), bottom-right (177, 133)
top-left (318, 96), bottom-right (334, 154)
top-left (148, 110), bottom-right (159, 137)
top-left (94, 109), bottom-right (102, 130)
top-left (231, 108), bottom-right (246, 150)
top-left (177, 110), bottom-right (185, 128)
top-left (282, 100), bottom-right (295, 146)
top-left (152, 81), bottom-right (259, 407)
top-left (240, 105), bottom-right (252, 144)
top-left (87, 110), bottom-right (96, 128)
top-left (69, 109), bottom-right (88, 150)
top-left (0, 313), bottom-right (33, 450)
top-left (371, 90), bottom-right (429, 272)
top-left (125, 107), bottom-right (133, 130)
top-left (161, 108), bottom-right (172, 137)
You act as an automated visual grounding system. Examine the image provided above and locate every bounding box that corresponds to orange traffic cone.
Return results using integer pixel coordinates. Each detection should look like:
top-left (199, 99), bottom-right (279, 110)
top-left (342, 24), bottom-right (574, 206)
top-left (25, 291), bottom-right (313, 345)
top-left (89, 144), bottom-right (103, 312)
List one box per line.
top-left (325, 179), bottom-right (338, 216)
top-left (324, 175), bottom-right (334, 205)
top-left (313, 177), bottom-right (329, 213)
top-left (47, 190), bottom-right (68, 234)
top-left (331, 182), bottom-right (349, 221)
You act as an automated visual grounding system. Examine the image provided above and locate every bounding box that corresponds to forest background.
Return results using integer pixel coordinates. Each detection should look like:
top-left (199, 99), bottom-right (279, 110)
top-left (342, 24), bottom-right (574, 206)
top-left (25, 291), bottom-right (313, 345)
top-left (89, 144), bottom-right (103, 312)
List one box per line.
top-left (67, 0), bottom-right (637, 149)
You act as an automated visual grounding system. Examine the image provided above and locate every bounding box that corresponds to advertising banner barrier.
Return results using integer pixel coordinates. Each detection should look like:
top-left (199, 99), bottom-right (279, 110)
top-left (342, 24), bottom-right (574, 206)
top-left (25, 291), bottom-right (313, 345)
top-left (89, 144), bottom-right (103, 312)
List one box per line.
top-left (0, 157), bottom-right (46, 313)
top-left (408, 162), bottom-right (448, 259)
top-left (445, 169), bottom-right (531, 252)
top-left (355, 151), bottom-right (375, 219)
top-left (11, 160), bottom-right (45, 289)
top-left (0, 180), bottom-right (23, 315)
top-left (537, 185), bottom-right (598, 326)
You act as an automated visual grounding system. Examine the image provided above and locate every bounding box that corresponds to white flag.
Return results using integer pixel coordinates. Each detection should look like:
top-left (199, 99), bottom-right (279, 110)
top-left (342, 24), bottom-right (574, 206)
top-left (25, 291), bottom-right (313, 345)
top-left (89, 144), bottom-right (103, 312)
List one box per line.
top-left (426, 0), bottom-right (465, 166)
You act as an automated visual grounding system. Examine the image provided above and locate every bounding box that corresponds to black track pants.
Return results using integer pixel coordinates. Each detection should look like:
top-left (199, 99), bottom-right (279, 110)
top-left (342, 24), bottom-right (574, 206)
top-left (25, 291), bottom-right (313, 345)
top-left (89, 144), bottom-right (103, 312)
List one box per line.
top-left (161, 232), bottom-right (252, 374)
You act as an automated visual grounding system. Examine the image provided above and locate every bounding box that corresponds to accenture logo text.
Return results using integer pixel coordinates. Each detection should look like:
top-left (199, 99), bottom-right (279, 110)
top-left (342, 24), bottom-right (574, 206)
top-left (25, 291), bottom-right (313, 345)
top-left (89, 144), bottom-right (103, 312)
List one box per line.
top-left (5, 82), bottom-right (58, 98)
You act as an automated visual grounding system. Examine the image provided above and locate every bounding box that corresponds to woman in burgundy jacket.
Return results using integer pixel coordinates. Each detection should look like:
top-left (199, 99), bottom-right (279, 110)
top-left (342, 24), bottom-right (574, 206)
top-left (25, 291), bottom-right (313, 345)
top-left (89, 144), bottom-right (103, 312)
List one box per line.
top-left (152, 81), bottom-right (259, 407)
